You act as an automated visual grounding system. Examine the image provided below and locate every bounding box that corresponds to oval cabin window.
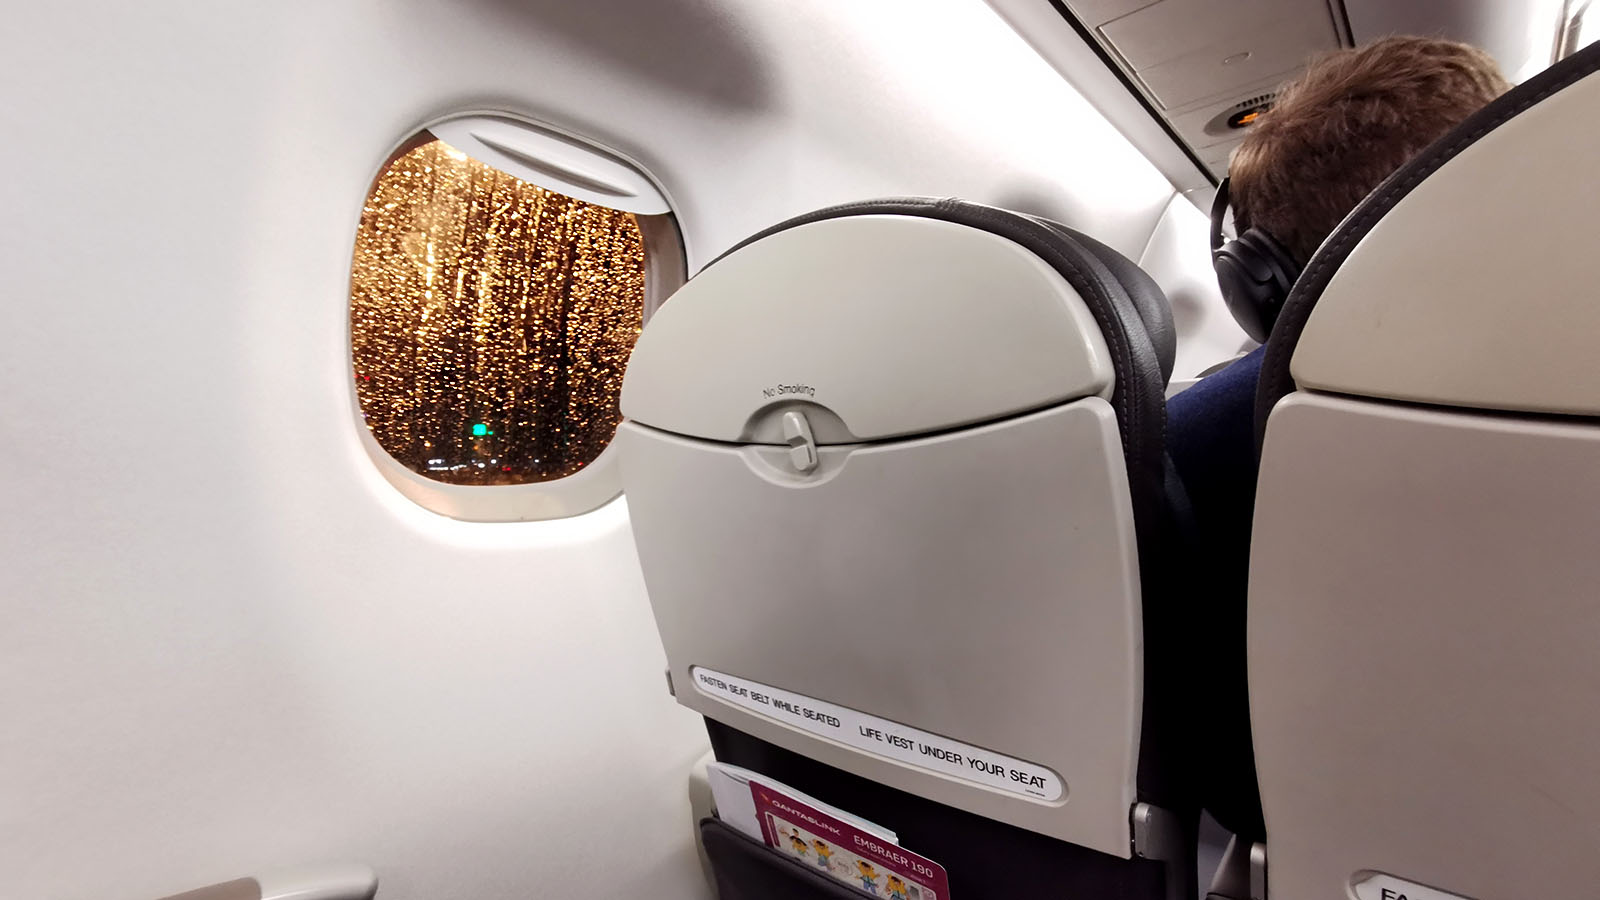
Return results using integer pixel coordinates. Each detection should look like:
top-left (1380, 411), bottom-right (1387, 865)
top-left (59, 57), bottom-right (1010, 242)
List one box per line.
top-left (350, 117), bottom-right (683, 520)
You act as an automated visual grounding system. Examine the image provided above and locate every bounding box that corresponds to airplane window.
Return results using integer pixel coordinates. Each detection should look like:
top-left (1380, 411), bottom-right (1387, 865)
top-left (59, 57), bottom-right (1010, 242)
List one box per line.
top-left (350, 127), bottom-right (682, 519)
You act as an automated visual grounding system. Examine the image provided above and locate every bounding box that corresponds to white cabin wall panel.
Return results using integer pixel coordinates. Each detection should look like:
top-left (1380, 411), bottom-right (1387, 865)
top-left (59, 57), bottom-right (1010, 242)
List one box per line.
top-left (743, 2), bottom-right (1177, 260)
top-left (0, 1), bottom-right (1179, 899)
top-left (388, 0), bottom-right (1175, 261)
top-left (1138, 195), bottom-right (1253, 379)
top-left (1343, 0), bottom-right (1567, 83)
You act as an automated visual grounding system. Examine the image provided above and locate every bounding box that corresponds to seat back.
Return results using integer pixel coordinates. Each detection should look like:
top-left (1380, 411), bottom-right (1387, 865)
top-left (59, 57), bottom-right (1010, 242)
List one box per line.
top-left (1249, 42), bottom-right (1600, 900)
top-left (619, 199), bottom-right (1197, 898)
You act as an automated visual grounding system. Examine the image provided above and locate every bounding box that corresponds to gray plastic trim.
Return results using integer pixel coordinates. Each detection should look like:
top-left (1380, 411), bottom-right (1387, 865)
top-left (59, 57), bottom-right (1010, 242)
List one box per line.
top-left (1132, 802), bottom-right (1189, 900)
top-left (427, 115), bottom-right (672, 215)
top-left (1206, 835), bottom-right (1267, 900)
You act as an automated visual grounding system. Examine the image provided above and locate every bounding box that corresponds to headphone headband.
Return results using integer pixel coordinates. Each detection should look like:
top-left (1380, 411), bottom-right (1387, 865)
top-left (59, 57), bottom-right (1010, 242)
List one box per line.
top-left (1209, 177), bottom-right (1232, 252)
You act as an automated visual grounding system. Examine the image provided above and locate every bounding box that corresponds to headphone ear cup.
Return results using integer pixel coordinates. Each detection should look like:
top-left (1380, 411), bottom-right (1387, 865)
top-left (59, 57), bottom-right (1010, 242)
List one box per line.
top-left (1214, 243), bottom-right (1269, 343)
top-left (1213, 229), bottom-right (1301, 344)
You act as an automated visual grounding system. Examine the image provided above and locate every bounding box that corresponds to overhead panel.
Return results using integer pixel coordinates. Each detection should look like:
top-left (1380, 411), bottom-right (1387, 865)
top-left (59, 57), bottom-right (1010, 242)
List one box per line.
top-left (1199, 148), bottom-right (1235, 177)
top-left (1133, 14), bottom-right (1338, 109)
top-left (1166, 74), bottom-right (1286, 150)
top-left (1098, 0), bottom-right (1316, 69)
top-left (997, 0), bottom-right (1571, 191)
top-left (1063, 0), bottom-right (1348, 181)
top-left (1063, 0), bottom-right (1160, 28)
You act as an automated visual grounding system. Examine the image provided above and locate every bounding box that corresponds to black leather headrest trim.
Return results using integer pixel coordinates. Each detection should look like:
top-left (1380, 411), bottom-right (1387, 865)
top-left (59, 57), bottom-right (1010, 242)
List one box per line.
top-left (1026, 215), bottom-right (1177, 384)
top-left (1254, 41), bottom-right (1600, 448)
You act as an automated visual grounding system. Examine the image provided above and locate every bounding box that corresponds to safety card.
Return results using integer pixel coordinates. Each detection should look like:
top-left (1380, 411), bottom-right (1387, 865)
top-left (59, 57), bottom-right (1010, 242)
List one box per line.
top-left (751, 780), bottom-right (952, 900)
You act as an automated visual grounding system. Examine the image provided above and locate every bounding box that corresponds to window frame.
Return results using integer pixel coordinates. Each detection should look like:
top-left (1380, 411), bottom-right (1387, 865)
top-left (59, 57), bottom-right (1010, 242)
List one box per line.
top-left (348, 113), bottom-right (686, 522)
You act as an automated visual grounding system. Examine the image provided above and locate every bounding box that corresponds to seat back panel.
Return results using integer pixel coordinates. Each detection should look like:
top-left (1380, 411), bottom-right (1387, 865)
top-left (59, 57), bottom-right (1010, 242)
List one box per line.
top-left (620, 396), bottom-right (1143, 855)
top-left (1250, 392), bottom-right (1600, 899)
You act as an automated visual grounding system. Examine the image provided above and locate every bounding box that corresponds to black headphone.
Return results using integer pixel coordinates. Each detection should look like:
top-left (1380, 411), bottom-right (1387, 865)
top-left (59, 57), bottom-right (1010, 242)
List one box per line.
top-left (1210, 177), bottom-right (1302, 343)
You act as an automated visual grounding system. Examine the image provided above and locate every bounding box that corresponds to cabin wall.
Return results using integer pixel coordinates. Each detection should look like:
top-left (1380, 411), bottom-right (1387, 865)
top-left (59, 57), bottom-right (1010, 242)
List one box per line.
top-left (1140, 195), bottom-right (1254, 380)
top-left (0, 2), bottom-right (1192, 899)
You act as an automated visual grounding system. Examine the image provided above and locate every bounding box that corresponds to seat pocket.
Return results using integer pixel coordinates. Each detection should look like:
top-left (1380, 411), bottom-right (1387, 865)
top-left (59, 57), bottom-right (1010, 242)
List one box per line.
top-left (700, 816), bottom-right (875, 900)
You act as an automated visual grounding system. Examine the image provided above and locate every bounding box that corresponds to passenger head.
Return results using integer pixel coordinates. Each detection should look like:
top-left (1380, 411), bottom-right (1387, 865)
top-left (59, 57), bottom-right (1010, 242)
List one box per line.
top-left (1231, 36), bottom-right (1511, 264)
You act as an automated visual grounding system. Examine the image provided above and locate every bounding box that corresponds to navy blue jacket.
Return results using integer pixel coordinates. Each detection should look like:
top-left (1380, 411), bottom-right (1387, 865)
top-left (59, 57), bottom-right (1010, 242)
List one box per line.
top-left (1165, 345), bottom-right (1267, 840)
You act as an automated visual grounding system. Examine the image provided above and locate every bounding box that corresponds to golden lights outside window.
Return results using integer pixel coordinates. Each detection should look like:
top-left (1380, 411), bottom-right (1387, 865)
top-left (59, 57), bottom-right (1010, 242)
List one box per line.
top-left (350, 116), bottom-right (683, 520)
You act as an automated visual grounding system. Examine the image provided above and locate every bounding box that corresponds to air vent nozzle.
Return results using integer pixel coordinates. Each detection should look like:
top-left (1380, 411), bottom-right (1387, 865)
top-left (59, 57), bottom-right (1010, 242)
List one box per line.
top-left (1203, 92), bottom-right (1277, 137)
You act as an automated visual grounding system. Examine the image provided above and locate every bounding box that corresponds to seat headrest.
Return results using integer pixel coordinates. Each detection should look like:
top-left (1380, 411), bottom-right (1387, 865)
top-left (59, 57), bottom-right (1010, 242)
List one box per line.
top-left (1255, 41), bottom-right (1600, 445)
top-left (623, 212), bottom-right (1119, 445)
top-left (660, 198), bottom-right (1175, 500)
top-left (707, 199), bottom-right (1175, 383)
